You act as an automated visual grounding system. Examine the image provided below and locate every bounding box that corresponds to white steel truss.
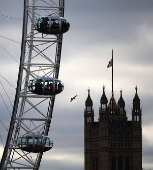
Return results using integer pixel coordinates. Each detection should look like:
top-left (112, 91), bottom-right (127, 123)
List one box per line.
top-left (0, 0), bottom-right (66, 169)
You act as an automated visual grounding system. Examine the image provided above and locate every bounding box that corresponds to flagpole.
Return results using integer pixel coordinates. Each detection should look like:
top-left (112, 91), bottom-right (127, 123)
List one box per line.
top-left (112, 49), bottom-right (113, 98)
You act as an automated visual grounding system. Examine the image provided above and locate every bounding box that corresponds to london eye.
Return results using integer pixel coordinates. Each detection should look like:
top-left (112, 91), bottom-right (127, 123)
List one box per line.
top-left (0, 0), bottom-right (69, 169)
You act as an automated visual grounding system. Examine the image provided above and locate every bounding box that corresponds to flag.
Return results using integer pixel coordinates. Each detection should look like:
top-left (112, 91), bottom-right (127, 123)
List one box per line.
top-left (107, 59), bottom-right (113, 68)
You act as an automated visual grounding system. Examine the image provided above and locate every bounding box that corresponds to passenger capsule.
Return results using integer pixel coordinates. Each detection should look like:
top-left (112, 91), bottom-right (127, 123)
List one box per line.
top-left (35, 16), bottom-right (70, 34)
top-left (18, 134), bottom-right (53, 153)
top-left (28, 77), bottom-right (64, 95)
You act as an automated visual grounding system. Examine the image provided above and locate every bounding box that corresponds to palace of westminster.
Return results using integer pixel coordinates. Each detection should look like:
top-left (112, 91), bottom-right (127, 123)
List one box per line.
top-left (84, 86), bottom-right (142, 170)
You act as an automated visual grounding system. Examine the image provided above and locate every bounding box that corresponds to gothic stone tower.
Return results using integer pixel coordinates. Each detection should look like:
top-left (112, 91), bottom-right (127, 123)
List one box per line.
top-left (84, 87), bottom-right (142, 170)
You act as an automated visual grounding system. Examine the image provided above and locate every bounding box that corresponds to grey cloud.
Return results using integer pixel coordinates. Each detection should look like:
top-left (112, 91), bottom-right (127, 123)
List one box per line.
top-left (40, 159), bottom-right (83, 170)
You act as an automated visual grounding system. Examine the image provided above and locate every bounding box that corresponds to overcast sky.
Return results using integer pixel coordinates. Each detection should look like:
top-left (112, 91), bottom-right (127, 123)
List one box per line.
top-left (0, 0), bottom-right (153, 170)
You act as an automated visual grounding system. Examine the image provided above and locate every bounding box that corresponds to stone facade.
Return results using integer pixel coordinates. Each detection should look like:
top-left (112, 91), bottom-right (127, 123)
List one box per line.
top-left (84, 87), bottom-right (142, 170)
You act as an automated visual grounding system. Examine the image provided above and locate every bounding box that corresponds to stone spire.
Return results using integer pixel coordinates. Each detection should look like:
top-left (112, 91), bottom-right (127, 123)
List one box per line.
top-left (132, 86), bottom-right (141, 122)
top-left (100, 86), bottom-right (108, 104)
top-left (85, 88), bottom-right (93, 106)
top-left (118, 90), bottom-right (125, 107)
top-left (133, 86), bottom-right (140, 106)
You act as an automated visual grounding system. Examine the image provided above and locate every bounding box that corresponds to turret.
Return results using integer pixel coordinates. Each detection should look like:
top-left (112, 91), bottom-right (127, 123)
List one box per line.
top-left (108, 92), bottom-right (117, 115)
top-left (118, 90), bottom-right (125, 114)
top-left (100, 86), bottom-right (108, 111)
top-left (132, 86), bottom-right (141, 122)
top-left (84, 89), bottom-right (94, 123)
top-left (99, 86), bottom-right (108, 120)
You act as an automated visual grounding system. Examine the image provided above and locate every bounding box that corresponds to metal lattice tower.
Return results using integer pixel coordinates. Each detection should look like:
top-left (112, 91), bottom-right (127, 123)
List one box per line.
top-left (0, 0), bottom-right (67, 169)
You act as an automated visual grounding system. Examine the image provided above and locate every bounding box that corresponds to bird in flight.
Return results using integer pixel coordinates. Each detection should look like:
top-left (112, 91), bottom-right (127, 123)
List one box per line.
top-left (70, 95), bottom-right (77, 102)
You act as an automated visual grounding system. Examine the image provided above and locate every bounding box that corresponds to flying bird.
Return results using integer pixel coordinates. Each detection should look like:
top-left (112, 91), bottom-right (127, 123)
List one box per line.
top-left (70, 95), bottom-right (77, 102)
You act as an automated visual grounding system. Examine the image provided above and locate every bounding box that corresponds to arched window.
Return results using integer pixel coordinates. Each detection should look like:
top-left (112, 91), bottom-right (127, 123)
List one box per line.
top-left (111, 157), bottom-right (116, 170)
top-left (118, 157), bottom-right (123, 170)
top-left (92, 157), bottom-right (98, 170)
top-left (120, 107), bottom-right (124, 114)
top-left (125, 157), bottom-right (130, 170)
top-left (102, 104), bottom-right (106, 111)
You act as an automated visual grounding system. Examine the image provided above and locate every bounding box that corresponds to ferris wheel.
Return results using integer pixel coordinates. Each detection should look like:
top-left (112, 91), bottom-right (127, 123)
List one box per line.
top-left (0, 0), bottom-right (70, 169)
